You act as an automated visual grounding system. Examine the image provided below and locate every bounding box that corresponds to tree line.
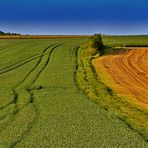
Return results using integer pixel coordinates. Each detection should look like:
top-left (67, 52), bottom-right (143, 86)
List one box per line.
top-left (0, 31), bottom-right (21, 35)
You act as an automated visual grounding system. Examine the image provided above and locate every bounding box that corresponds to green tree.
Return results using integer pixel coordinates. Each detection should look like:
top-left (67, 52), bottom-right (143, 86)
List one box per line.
top-left (0, 31), bottom-right (5, 35)
top-left (89, 34), bottom-right (104, 55)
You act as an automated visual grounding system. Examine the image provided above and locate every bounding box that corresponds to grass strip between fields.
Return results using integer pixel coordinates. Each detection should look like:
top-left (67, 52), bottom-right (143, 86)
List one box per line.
top-left (76, 44), bottom-right (148, 142)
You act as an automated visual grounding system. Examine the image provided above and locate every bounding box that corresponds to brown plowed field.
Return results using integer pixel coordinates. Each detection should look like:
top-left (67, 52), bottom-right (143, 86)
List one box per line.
top-left (93, 48), bottom-right (148, 110)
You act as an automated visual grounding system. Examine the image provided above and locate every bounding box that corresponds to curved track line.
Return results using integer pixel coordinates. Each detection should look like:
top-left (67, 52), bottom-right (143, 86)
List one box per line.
top-left (0, 44), bottom-right (55, 75)
top-left (12, 44), bottom-right (62, 147)
top-left (0, 44), bottom-right (62, 147)
top-left (0, 54), bottom-right (40, 71)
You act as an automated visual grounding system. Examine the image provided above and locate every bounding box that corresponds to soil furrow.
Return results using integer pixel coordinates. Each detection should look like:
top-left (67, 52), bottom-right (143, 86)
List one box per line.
top-left (94, 48), bottom-right (148, 108)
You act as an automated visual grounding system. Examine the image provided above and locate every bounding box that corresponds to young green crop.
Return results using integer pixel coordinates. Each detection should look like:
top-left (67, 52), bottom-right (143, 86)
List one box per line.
top-left (102, 35), bottom-right (148, 47)
top-left (0, 38), bottom-right (147, 147)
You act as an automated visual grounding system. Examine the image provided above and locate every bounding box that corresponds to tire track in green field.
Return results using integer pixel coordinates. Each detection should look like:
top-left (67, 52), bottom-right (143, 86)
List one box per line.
top-left (0, 44), bottom-right (56, 75)
top-left (17, 44), bottom-right (62, 88)
top-left (0, 44), bottom-right (49, 110)
top-left (0, 44), bottom-right (55, 111)
top-left (10, 44), bottom-right (63, 147)
top-left (11, 44), bottom-right (63, 147)
top-left (0, 53), bottom-right (40, 71)
top-left (0, 44), bottom-right (60, 113)
top-left (0, 44), bottom-right (56, 112)
top-left (0, 40), bottom-right (148, 147)
top-left (0, 55), bottom-right (40, 75)
top-left (0, 44), bottom-right (63, 147)
top-left (15, 44), bottom-right (56, 87)
top-left (32, 44), bottom-right (63, 85)
top-left (15, 43), bottom-right (148, 148)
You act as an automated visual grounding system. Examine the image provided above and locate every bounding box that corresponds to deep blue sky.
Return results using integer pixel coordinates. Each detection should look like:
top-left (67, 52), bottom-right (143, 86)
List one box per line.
top-left (0, 0), bottom-right (148, 35)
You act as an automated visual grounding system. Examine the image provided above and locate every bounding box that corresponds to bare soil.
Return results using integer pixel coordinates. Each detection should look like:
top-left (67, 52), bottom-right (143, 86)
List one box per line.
top-left (93, 48), bottom-right (148, 109)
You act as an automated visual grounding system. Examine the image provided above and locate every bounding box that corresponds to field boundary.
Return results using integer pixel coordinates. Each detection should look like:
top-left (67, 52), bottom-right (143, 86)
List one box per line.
top-left (0, 35), bottom-right (89, 39)
top-left (76, 45), bottom-right (148, 141)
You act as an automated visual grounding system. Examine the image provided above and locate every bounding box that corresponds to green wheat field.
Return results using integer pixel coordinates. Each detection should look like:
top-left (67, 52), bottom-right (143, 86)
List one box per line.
top-left (0, 38), bottom-right (148, 147)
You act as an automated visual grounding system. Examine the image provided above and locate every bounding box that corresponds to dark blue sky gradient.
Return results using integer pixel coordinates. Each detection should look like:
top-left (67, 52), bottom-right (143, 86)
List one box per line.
top-left (0, 0), bottom-right (148, 35)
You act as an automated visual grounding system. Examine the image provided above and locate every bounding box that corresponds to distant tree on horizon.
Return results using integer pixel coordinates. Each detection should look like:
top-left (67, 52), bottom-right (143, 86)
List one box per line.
top-left (0, 31), bottom-right (5, 35)
top-left (0, 31), bottom-right (21, 35)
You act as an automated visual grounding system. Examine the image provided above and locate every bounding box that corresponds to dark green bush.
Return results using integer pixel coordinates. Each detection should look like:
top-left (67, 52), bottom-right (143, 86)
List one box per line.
top-left (88, 34), bottom-right (104, 55)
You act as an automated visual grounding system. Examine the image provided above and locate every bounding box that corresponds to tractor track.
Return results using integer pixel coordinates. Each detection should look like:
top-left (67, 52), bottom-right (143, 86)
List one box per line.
top-left (0, 44), bottom-right (62, 147)
top-left (0, 44), bottom-right (55, 75)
